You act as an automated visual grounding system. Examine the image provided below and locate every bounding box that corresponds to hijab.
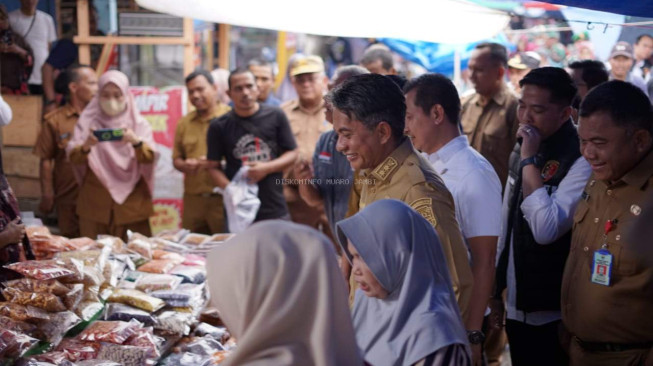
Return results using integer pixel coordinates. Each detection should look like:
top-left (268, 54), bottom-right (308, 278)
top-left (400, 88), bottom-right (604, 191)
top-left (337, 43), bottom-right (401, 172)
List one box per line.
top-left (206, 220), bottom-right (363, 366)
top-left (67, 70), bottom-right (156, 204)
top-left (337, 199), bottom-right (469, 366)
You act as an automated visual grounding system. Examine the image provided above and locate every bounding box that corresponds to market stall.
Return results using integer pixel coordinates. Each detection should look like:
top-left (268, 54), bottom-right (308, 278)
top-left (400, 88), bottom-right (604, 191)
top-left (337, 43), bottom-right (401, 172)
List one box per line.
top-left (0, 227), bottom-right (236, 366)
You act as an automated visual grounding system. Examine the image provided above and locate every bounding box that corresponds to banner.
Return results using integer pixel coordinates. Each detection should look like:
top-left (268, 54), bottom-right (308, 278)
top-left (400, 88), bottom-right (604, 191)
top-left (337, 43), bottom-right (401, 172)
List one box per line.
top-left (130, 86), bottom-right (187, 234)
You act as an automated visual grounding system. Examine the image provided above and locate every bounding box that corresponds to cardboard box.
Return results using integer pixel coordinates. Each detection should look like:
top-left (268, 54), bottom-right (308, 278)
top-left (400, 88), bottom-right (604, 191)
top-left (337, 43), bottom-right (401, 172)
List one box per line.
top-left (2, 95), bottom-right (42, 147)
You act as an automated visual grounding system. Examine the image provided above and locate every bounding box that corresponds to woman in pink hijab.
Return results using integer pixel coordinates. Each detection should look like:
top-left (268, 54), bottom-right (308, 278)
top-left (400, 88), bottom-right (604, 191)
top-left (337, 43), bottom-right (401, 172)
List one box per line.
top-left (67, 70), bottom-right (157, 240)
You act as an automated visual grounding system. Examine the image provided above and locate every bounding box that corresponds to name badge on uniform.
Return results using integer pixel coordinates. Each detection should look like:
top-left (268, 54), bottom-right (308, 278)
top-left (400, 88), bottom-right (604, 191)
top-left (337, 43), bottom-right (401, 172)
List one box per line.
top-left (591, 249), bottom-right (612, 286)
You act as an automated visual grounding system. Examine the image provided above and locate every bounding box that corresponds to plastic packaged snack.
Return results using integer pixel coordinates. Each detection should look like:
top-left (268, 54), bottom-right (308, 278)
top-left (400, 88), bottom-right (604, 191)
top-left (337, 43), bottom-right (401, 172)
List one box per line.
top-left (63, 283), bottom-right (84, 310)
top-left (0, 314), bottom-right (37, 334)
top-left (56, 338), bottom-right (101, 361)
top-left (29, 351), bottom-right (69, 364)
top-left (26, 226), bottom-right (51, 239)
top-left (182, 254), bottom-right (206, 267)
top-left (159, 353), bottom-right (213, 366)
top-left (96, 235), bottom-right (125, 253)
top-left (151, 283), bottom-right (204, 307)
top-left (205, 233), bottom-right (235, 243)
top-left (127, 238), bottom-right (153, 259)
top-left (103, 260), bottom-right (126, 288)
top-left (75, 360), bottom-right (122, 366)
top-left (193, 323), bottom-right (230, 343)
top-left (152, 250), bottom-right (185, 263)
top-left (156, 229), bottom-right (190, 243)
top-left (151, 238), bottom-right (188, 253)
top-left (4, 260), bottom-right (75, 280)
top-left (0, 329), bottom-right (39, 359)
top-left (57, 247), bottom-right (111, 271)
top-left (108, 289), bottom-right (165, 312)
top-left (171, 265), bottom-right (206, 284)
top-left (35, 311), bottom-right (82, 344)
top-left (74, 300), bottom-right (105, 321)
top-left (79, 320), bottom-right (140, 344)
top-left (154, 311), bottom-right (194, 335)
top-left (181, 234), bottom-right (210, 246)
top-left (179, 336), bottom-right (224, 356)
top-left (138, 259), bottom-right (177, 274)
top-left (2, 287), bottom-right (66, 312)
top-left (0, 303), bottom-right (49, 323)
top-left (67, 237), bottom-right (97, 251)
top-left (125, 327), bottom-right (160, 359)
top-left (97, 343), bottom-right (152, 366)
top-left (135, 273), bottom-right (182, 293)
top-left (3, 278), bottom-right (70, 296)
top-left (105, 303), bottom-right (158, 326)
top-left (198, 308), bottom-right (224, 327)
top-left (79, 266), bottom-right (105, 287)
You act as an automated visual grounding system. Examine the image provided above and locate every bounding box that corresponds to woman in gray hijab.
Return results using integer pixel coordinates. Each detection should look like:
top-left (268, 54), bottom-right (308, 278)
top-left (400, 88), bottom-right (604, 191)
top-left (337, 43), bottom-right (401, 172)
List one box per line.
top-left (337, 199), bottom-right (471, 366)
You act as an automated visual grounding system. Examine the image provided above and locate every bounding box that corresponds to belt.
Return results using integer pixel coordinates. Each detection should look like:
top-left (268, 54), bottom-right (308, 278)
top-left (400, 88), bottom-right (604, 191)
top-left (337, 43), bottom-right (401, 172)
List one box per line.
top-left (574, 337), bottom-right (653, 353)
top-left (197, 192), bottom-right (222, 198)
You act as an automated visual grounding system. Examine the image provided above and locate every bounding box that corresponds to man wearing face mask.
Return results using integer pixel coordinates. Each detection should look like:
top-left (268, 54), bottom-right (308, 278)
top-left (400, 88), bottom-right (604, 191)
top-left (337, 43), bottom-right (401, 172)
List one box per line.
top-left (493, 68), bottom-right (591, 366)
top-left (33, 65), bottom-right (98, 238)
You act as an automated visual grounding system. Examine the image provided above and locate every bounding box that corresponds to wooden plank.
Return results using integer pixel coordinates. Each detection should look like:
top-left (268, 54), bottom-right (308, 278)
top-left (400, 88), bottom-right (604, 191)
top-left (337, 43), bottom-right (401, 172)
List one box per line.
top-left (77, 0), bottom-right (91, 64)
top-left (183, 18), bottom-right (194, 78)
top-left (2, 95), bottom-right (42, 147)
top-left (2, 147), bottom-right (40, 179)
top-left (74, 35), bottom-right (191, 46)
top-left (218, 24), bottom-right (230, 70)
top-left (7, 176), bottom-right (41, 199)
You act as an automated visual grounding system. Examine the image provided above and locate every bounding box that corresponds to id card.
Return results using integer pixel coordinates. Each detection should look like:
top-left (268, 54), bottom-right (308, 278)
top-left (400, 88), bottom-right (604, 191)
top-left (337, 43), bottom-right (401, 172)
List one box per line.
top-left (591, 249), bottom-right (613, 286)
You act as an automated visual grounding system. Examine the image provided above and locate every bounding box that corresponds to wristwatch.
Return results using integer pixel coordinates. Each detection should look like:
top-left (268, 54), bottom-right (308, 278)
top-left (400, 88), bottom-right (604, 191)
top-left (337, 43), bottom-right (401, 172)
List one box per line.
top-left (519, 155), bottom-right (541, 170)
top-left (467, 330), bottom-right (486, 345)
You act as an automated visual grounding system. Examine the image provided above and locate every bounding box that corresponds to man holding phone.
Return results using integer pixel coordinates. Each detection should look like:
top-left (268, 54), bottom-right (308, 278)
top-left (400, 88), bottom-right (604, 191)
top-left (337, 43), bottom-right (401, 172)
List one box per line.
top-left (173, 70), bottom-right (231, 234)
top-left (34, 64), bottom-right (97, 237)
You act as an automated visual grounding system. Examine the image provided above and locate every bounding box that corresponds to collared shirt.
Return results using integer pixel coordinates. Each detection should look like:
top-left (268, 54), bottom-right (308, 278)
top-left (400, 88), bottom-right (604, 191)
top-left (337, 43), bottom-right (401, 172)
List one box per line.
top-left (632, 59), bottom-right (651, 83)
top-left (425, 135), bottom-right (502, 240)
top-left (498, 156), bottom-right (591, 325)
top-left (173, 105), bottom-right (230, 195)
top-left (562, 150), bottom-right (653, 343)
top-left (281, 99), bottom-right (331, 161)
top-left (262, 94), bottom-right (282, 107)
top-left (33, 103), bottom-right (80, 204)
top-left (461, 86), bottom-right (519, 187)
top-left (312, 130), bottom-right (353, 235)
top-left (359, 138), bottom-right (474, 319)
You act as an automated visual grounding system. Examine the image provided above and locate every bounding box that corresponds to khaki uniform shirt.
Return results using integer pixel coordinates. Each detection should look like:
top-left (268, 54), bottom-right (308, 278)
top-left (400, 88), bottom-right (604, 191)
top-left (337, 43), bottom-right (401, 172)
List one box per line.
top-left (173, 105), bottom-right (230, 195)
top-left (358, 139), bottom-right (474, 317)
top-left (461, 86), bottom-right (519, 186)
top-left (562, 150), bottom-right (653, 344)
top-left (32, 104), bottom-right (80, 204)
top-left (69, 143), bottom-right (156, 225)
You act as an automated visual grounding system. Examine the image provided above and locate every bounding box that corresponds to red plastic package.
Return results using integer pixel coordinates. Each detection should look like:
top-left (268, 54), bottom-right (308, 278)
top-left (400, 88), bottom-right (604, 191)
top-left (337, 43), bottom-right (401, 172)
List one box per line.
top-left (138, 259), bottom-right (177, 274)
top-left (56, 338), bottom-right (101, 361)
top-left (79, 320), bottom-right (140, 344)
top-left (5, 260), bottom-right (75, 280)
top-left (2, 287), bottom-right (67, 312)
top-left (0, 329), bottom-right (39, 359)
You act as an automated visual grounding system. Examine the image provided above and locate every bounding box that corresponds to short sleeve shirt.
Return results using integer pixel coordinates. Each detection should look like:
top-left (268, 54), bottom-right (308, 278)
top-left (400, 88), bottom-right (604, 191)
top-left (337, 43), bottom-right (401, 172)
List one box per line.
top-left (9, 10), bottom-right (57, 85)
top-left (206, 105), bottom-right (297, 221)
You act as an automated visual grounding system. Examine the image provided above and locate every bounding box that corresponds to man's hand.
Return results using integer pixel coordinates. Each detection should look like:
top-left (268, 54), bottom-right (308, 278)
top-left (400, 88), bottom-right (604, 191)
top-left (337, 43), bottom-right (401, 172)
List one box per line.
top-left (4, 218), bottom-right (25, 244)
top-left (471, 344), bottom-right (483, 366)
top-left (517, 124), bottom-right (542, 160)
top-left (293, 159), bottom-right (313, 181)
top-left (39, 195), bottom-right (54, 214)
top-left (488, 298), bottom-right (505, 330)
top-left (184, 158), bottom-right (201, 175)
top-left (245, 161), bottom-right (269, 183)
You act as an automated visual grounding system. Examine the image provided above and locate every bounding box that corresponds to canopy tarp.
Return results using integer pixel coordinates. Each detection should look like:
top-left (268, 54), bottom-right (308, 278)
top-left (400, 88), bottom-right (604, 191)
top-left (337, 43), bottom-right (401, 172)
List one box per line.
top-left (135, 0), bottom-right (510, 44)
top-left (545, 1), bottom-right (653, 18)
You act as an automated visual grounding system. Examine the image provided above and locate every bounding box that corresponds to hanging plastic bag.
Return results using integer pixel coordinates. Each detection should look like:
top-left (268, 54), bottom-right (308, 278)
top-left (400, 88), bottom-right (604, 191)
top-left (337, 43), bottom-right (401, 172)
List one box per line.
top-left (221, 166), bottom-right (260, 233)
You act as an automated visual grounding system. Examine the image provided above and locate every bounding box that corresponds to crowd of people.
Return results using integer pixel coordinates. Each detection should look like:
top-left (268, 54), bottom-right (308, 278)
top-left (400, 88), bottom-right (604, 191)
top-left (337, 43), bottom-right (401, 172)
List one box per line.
top-left (0, 2), bottom-right (652, 365)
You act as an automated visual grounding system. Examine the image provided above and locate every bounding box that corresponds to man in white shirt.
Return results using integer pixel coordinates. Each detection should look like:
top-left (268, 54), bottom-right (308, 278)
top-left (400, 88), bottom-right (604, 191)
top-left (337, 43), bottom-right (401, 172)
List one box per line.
top-left (404, 73), bottom-right (502, 365)
top-left (632, 34), bottom-right (653, 83)
top-left (8, 0), bottom-right (56, 95)
top-left (493, 67), bottom-right (591, 366)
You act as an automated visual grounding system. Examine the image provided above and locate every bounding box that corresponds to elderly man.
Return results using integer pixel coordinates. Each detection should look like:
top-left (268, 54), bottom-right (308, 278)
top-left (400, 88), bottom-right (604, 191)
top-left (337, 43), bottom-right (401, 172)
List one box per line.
top-left (360, 45), bottom-right (396, 75)
top-left (562, 81), bottom-right (653, 366)
top-left (327, 73), bottom-right (473, 317)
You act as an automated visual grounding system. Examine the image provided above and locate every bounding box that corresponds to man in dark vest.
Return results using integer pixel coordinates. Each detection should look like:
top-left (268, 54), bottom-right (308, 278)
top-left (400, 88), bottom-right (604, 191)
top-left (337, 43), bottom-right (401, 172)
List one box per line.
top-left (491, 67), bottom-right (591, 366)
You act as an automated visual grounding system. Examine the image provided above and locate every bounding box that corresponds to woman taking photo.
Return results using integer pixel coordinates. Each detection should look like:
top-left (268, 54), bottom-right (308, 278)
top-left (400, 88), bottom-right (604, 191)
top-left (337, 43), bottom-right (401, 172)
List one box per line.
top-left (68, 70), bottom-right (157, 240)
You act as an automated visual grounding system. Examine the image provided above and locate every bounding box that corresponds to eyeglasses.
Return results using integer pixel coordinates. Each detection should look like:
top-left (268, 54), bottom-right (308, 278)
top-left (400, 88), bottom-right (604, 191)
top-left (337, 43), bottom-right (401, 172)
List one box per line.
top-left (293, 74), bottom-right (320, 84)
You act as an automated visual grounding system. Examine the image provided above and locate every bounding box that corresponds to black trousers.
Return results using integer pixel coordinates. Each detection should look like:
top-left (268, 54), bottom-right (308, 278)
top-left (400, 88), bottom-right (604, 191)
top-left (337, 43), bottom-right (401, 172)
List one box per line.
top-left (505, 319), bottom-right (569, 366)
top-left (28, 84), bottom-right (43, 95)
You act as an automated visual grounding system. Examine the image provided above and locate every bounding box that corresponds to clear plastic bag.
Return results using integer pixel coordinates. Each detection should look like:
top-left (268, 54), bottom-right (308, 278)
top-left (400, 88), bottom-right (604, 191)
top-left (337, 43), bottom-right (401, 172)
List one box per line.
top-left (3, 278), bottom-right (70, 296)
top-left (35, 311), bottom-right (82, 344)
top-left (125, 327), bottom-right (160, 359)
top-left (75, 360), bottom-right (122, 366)
top-left (108, 289), bottom-right (166, 312)
top-left (159, 353), bottom-right (213, 366)
top-left (67, 237), bottom-right (97, 251)
top-left (152, 250), bottom-right (185, 263)
top-left (74, 300), bottom-right (105, 321)
top-left (156, 229), bottom-right (190, 243)
top-left (105, 303), bottom-right (158, 326)
top-left (96, 235), bottom-right (125, 253)
top-left (79, 266), bottom-right (106, 287)
top-left (26, 226), bottom-right (51, 239)
top-left (56, 338), bottom-right (101, 361)
top-left (181, 234), bottom-right (211, 246)
top-left (178, 336), bottom-right (224, 356)
top-left (127, 238), bottom-right (153, 260)
top-left (103, 259), bottom-right (127, 288)
top-left (223, 166), bottom-right (260, 233)
top-left (0, 329), bottom-right (39, 359)
top-left (63, 284), bottom-right (85, 310)
top-left (171, 265), bottom-right (206, 284)
top-left (0, 302), bottom-right (49, 323)
top-left (138, 259), bottom-right (177, 274)
top-left (29, 351), bottom-right (69, 364)
top-left (2, 287), bottom-right (66, 312)
top-left (97, 343), bottom-right (151, 366)
top-left (155, 311), bottom-right (195, 335)
top-left (193, 323), bottom-right (230, 343)
top-left (5, 260), bottom-right (75, 280)
top-left (182, 254), bottom-right (207, 267)
top-left (79, 320), bottom-right (140, 344)
top-left (151, 238), bottom-right (188, 253)
top-left (0, 315), bottom-right (37, 334)
top-left (151, 283), bottom-right (204, 307)
top-left (57, 247), bottom-right (111, 272)
top-left (135, 273), bottom-right (182, 293)
top-left (212, 350), bottom-right (232, 364)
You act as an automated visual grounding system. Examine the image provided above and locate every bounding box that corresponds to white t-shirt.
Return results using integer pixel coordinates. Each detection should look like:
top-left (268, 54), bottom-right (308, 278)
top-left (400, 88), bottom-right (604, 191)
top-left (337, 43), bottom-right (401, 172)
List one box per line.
top-left (8, 9), bottom-right (57, 85)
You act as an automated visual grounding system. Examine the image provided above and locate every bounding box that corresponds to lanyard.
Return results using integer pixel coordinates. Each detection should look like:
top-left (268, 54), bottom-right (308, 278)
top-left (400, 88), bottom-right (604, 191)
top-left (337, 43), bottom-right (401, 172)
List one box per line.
top-left (602, 219), bottom-right (618, 249)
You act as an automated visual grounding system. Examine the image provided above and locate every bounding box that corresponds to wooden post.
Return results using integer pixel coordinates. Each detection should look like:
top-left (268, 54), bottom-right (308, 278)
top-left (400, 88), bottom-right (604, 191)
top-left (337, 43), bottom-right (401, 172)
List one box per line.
top-left (218, 24), bottom-right (230, 70)
top-left (183, 17), bottom-right (194, 78)
top-left (275, 31), bottom-right (287, 91)
top-left (77, 0), bottom-right (91, 65)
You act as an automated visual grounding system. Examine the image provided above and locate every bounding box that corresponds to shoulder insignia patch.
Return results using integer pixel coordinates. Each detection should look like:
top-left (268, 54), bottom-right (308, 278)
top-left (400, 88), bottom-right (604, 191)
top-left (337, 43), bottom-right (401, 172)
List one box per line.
top-left (541, 160), bottom-right (560, 182)
top-left (409, 197), bottom-right (438, 228)
top-left (373, 157), bottom-right (398, 181)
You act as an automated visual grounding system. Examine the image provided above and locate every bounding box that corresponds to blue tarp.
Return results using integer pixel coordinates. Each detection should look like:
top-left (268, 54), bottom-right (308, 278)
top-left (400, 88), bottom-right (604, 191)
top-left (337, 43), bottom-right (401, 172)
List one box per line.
top-left (543, 1), bottom-right (653, 18)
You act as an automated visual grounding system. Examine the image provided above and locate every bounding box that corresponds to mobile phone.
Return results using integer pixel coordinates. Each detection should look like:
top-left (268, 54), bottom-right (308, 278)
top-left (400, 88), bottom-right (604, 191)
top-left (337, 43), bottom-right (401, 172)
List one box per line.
top-left (93, 128), bottom-right (124, 142)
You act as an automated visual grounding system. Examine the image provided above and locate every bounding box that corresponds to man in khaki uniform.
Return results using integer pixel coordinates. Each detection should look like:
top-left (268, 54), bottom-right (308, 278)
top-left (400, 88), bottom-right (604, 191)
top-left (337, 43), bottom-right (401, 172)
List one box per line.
top-left (461, 42), bottom-right (519, 187)
top-left (281, 56), bottom-right (332, 233)
top-left (34, 65), bottom-right (98, 237)
top-left (173, 70), bottom-right (230, 234)
top-left (327, 74), bottom-right (473, 317)
top-left (562, 81), bottom-right (653, 366)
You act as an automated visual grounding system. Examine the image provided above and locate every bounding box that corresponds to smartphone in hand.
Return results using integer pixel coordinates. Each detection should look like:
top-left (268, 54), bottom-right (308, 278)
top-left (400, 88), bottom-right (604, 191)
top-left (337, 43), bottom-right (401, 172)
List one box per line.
top-left (93, 128), bottom-right (124, 142)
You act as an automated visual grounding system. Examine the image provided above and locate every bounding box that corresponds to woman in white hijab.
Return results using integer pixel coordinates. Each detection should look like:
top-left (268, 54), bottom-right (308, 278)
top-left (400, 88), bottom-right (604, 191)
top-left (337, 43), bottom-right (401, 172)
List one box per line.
top-left (206, 220), bottom-right (363, 366)
top-left (337, 199), bottom-right (471, 366)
